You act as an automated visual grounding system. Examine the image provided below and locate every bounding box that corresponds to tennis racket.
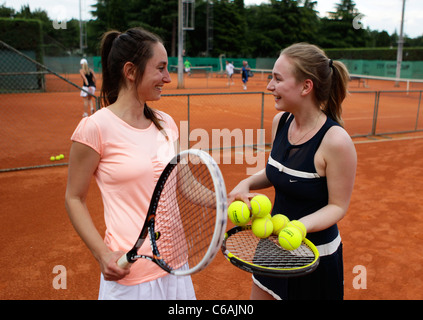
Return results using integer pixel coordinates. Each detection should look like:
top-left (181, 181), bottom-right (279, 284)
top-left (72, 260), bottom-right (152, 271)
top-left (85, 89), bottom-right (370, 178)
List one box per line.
top-left (117, 149), bottom-right (227, 276)
top-left (221, 225), bottom-right (320, 277)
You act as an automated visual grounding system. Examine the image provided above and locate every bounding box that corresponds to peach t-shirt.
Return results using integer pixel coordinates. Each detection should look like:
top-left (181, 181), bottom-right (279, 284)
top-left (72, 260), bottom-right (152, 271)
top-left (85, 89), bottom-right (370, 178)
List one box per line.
top-left (71, 107), bottom-right (178, 286)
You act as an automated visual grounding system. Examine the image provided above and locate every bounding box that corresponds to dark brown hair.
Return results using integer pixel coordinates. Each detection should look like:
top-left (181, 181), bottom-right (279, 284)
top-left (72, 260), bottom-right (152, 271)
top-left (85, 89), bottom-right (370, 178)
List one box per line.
top-left (281, 43), bottom-right (350, 126)
top-left (100, 27), bottom-right (167, 136)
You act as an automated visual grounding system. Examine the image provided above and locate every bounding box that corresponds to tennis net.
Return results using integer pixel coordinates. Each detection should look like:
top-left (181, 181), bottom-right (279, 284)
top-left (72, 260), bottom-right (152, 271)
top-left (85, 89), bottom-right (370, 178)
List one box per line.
top-left (349, 74), bottom-right (423, 92)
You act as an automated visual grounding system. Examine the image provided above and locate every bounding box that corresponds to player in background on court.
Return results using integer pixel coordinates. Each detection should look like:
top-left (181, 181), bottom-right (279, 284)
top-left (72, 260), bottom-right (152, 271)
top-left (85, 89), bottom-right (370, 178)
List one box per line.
top-left (65, 28), bottom-right (196, 300)
top-left (241, 60), bottom-right (251, 90)
top-left (184, 59), bottom-right (192, 76)
top-left (225, 60), bottom-right (235, 86)
top-left (79, 58), bottom-right (96, 117)
top-left (228, 43), bottom-right (357, 300)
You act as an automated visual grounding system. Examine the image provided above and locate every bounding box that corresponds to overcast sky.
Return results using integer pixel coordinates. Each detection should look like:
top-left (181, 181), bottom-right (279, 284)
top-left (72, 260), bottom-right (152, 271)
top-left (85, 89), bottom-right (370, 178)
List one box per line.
top-left (3, 0), bottom-right (422, 38)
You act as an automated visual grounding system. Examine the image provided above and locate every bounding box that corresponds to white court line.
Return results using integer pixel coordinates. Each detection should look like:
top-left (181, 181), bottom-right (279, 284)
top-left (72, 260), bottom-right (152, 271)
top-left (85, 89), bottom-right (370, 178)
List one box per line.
top-left (353, 135), bottom-right (423, 144)
top-left (214, 135), bottom-right (423, 154)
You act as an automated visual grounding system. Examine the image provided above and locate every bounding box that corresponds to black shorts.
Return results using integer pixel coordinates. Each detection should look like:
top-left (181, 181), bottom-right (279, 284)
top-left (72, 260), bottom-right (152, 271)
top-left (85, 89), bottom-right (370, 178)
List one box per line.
top-left (253, 243), bottom-right (344, 300)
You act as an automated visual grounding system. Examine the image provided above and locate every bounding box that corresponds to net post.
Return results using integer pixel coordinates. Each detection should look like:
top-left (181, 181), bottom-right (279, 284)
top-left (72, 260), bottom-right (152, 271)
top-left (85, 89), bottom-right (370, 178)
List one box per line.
top-left (371, 91), bottom-right (380, 136)
top-left (260, 92), bottom-right (265, 146)
top-left (177, 0), bottom-right (184, 89)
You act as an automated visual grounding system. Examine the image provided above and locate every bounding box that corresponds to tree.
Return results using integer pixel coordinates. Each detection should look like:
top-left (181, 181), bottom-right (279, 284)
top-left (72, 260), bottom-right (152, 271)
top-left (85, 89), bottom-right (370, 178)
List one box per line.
top-left (185, 0), bottom-right (208, 56)
top-left (328, 0), bottom-right (358, 20)
top-left (92, 0), bottom-right (127, 31)
top-left (317, 0), bottom-right (368, 48)
top-left (89, 0), bottom-right (178, 56)
top-left (245, 0), bottom-right (320, 57)
top-left (295, 0), bottom-right (319, 45)
top-left (0, 0), bottom-right (420, 58)
top-left (367, 30), bottom-right (393, 47)
top-left (127, 0), bottom-right (178, 54)
top-left (0, 4), bottom-right (15, 17)
top-left (208, 0), bottom-right (248, 57)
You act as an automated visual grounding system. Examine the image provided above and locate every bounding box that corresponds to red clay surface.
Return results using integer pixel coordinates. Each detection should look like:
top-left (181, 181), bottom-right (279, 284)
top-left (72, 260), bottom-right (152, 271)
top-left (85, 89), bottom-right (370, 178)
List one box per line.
top-left (1, 74), bottom-right (423, 299)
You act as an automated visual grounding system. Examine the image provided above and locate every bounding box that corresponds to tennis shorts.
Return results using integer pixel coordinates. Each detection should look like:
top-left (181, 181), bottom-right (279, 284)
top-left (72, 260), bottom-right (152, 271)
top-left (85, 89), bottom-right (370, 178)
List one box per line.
top-left (253, 243), bottom-right (344, 300)
top-left (98, 273), bottom-right (196, 300)
top-left (80, 86), bottom-right (96, 98)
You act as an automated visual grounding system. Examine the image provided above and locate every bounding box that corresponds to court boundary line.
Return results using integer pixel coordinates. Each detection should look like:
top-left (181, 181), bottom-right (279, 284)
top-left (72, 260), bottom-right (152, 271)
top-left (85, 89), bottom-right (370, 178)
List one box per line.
top-left (3, 135), bottom-right (423, 173)
top-left (353, 134), bottom-right (423, 144)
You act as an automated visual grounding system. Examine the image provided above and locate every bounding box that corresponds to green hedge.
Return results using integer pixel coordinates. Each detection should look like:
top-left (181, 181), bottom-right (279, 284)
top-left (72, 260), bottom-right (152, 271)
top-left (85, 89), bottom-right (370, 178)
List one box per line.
top-left (325, 47), bottom-right (423, 61)
top-left (0, 18), bottom-right (43, 62)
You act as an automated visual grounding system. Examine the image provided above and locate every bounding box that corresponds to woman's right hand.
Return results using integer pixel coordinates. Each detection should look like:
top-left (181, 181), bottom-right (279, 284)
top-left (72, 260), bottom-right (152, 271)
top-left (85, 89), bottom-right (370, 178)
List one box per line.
top-left (99, 250), bottom-right (131, 281)
top-left (227, 180), bottom-right (259, 210)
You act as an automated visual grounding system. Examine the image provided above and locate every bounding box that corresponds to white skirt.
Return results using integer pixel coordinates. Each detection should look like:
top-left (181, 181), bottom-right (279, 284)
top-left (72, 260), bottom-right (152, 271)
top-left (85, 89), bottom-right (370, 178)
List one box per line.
top-left (80, 86), bottom-right (96, 97)
top-left (98, 273), bottom-right (196, 300)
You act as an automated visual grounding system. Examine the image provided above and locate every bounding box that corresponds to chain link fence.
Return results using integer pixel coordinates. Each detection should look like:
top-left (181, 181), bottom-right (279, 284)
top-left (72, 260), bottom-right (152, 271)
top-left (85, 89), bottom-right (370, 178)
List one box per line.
top-left (2, 40), bottom-right (423, 173)
top-left (0, 41), bottom-right (99, 172)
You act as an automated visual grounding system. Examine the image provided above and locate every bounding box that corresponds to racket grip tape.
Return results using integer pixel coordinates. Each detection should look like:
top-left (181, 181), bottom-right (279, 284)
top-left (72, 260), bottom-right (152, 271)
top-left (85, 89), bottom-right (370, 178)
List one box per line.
top-left (117, 253), bottom-right (131, 269)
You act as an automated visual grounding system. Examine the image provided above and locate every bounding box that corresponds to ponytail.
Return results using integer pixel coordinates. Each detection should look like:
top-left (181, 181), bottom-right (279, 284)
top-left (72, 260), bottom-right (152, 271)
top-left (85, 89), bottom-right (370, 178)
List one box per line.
top-left (326, 60), bottom-right (349, 127)
top-left (99, 28), bottom-right (168, 139)
top-left (144, 103), bottom-right (167, 139)
top-left (100, 30), bottom-right (121, 108)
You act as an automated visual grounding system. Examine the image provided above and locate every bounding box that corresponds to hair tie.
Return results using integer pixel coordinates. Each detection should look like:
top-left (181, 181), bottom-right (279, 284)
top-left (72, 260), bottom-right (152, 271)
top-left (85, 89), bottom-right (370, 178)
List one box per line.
top-left (329, 59), bottom-right (333, 69)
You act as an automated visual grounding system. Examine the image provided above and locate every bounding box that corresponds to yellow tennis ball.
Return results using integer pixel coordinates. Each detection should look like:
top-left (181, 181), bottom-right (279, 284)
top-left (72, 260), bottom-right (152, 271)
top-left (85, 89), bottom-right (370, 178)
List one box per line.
top-left (278, 227), bottom-right (302, 250)
top-left (252, 213), bottom-right (271, 222)
top-left (250, 194), bottom-right (272, 218)
top-left (287, 220), bottom-right (307, 240)
top-left (55, 155), bottom-right (61, 160)
top-left (227, 201), bottom-right (251, 226)
top-left (50, 156), bottom-right (55, 161)
top-left (252, 217), bottom-right (273, 239)
top-left (59, 154), bottom-right (64, 159)
top-left (271, 214), bottom-right (289, 235)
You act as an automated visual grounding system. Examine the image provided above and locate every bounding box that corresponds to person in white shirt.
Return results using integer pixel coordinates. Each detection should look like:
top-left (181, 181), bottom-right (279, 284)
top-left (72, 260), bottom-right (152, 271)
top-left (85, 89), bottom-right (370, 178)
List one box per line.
top-left (225, 60), bottom-right (235, 86)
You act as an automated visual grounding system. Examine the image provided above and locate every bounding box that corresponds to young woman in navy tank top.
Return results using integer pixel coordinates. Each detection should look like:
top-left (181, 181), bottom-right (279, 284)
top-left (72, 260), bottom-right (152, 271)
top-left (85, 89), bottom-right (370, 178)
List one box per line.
top-left (228, 43), bottom-right (357, 300)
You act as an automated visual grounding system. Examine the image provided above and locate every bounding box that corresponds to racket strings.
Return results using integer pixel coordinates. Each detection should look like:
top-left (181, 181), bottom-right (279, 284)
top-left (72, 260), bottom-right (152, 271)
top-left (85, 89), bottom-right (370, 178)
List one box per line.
top-left (226, 231), bottom-right (315, 269)
top-left (154, 154), bottom-right (217, 271)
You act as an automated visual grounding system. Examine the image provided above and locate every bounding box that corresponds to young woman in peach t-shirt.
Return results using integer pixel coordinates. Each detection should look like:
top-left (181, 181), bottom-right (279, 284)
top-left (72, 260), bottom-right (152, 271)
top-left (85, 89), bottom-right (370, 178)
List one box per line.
top-left (65, 28), bottom-right (195, 300)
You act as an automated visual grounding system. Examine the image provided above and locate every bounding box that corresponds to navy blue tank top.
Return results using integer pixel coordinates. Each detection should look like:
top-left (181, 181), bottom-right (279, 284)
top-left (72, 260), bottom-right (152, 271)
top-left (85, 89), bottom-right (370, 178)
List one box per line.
top-left (266, 112), bottom-right (340, 246)
top-left (83, 72), bottom-right (96, 87)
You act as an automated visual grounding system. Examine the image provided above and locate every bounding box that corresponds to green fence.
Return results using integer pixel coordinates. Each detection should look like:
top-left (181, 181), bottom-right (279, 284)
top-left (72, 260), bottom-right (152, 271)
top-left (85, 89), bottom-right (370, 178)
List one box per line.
top-left (48, 56), bottom-right (423, 81)
top-left (341, 59), bottom-right (423, 79)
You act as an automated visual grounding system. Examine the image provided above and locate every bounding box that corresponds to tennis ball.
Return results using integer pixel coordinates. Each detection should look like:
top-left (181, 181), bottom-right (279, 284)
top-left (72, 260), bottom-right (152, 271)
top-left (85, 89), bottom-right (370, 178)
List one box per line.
top-left (59, 154), bottom-right (64, 159)
top-left (55, 155), bottom-right (61, 160)
top-left (50, 156), bottom-right (55, 161)
top-left (252, 217), bottom-right (273, 239)
top-left (271, 214), bottom-right (290, 235)
top-left (278, 227), bottom-right (302, 250)
top-left (252, 213), bottom-right (271, 221)
top-left (227, 201), bottom-right (251, 226)
top-left (287, 220), bottom-right (307, 240)
top-left (250, 194), bottom-right (272, 218)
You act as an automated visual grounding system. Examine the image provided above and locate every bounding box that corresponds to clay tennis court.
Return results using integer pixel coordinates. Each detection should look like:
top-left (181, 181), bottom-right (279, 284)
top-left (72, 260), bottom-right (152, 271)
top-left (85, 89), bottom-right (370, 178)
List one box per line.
top-left (1, 73), bottom-right (423, 299)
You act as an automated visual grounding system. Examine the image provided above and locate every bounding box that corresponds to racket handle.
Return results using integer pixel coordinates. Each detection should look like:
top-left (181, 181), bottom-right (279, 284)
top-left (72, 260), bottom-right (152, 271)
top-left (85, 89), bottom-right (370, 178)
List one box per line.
top-left (117, 253), bottom-right (131, 269)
